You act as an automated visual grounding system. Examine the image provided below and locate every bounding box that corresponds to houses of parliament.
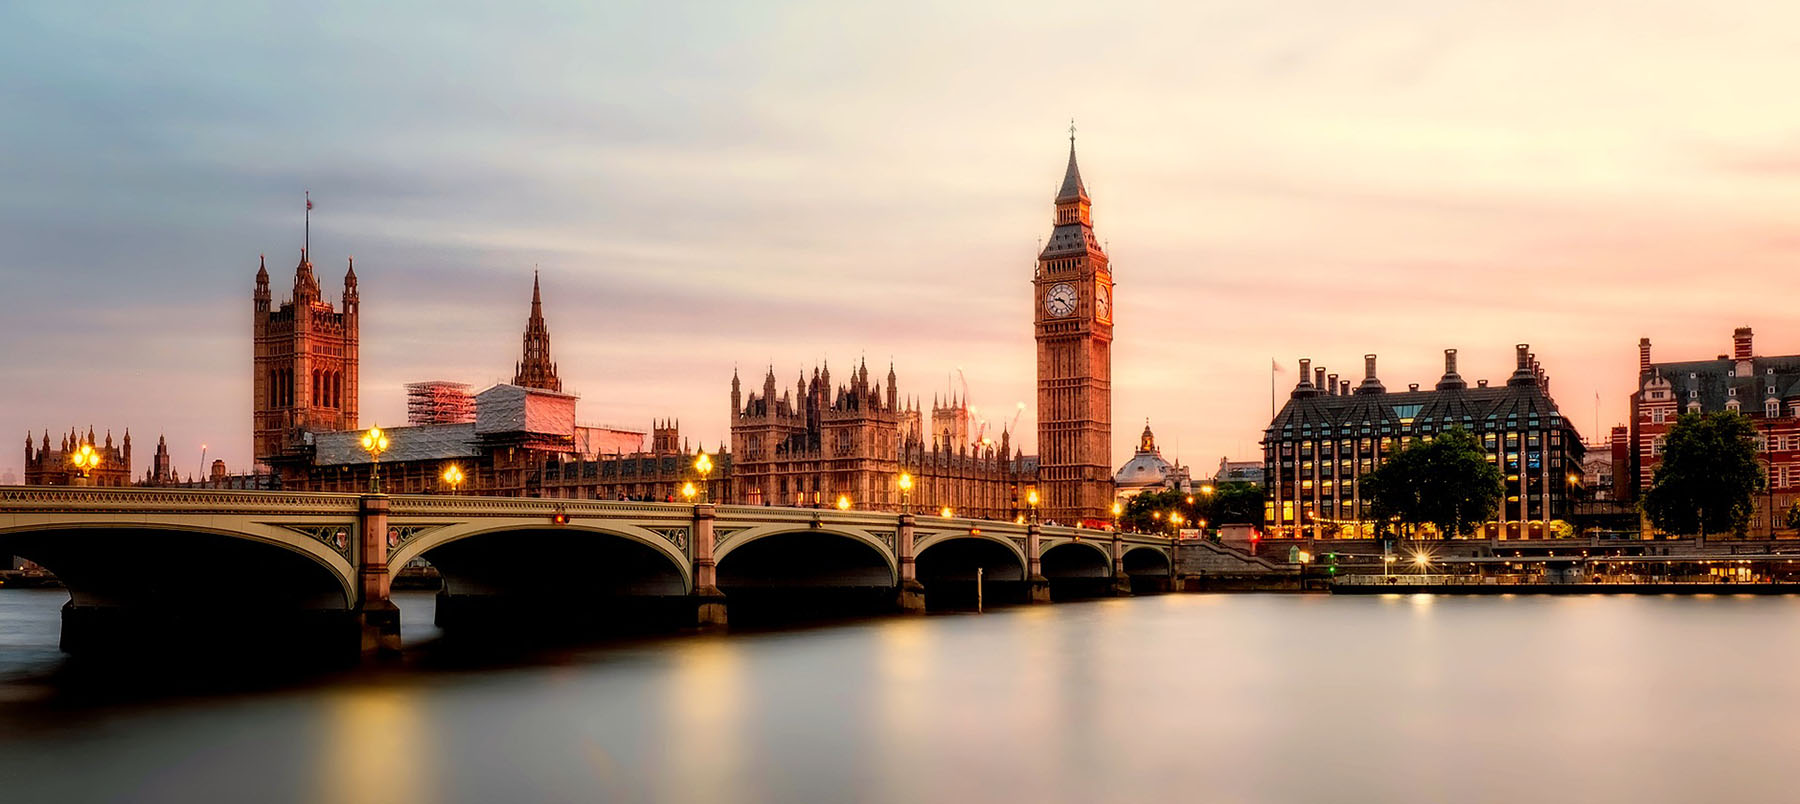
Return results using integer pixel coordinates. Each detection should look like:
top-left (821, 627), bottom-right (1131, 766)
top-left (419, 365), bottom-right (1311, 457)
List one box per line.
top-left (26, 138), bottom-right (1120, 524)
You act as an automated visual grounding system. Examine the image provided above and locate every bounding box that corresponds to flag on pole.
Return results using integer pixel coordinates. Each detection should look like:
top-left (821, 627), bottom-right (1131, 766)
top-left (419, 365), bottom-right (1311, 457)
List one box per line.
top-left (1272, 358), bottom-right (1284, 373)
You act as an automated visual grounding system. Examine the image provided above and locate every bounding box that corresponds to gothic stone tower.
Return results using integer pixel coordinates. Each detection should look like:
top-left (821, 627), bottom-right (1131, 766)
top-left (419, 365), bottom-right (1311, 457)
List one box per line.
top-left (253, 213), bottom-right (360, 465)
top-left (1034, 133), bottom-right (1114, 523)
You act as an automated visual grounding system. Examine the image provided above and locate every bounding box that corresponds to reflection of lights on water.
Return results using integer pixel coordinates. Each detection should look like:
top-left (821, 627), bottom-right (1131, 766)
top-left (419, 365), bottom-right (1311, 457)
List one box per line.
top-left (317, 686), bottom-right (436, 804)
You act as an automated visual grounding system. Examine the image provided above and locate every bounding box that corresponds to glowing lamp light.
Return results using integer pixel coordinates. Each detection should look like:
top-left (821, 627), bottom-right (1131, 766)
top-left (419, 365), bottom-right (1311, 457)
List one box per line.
top-left (1200, 485), bottom-right (1215, 495)
top-left (940, 506), bottom-right (954, 518)
top-left (836, 494), bottom-right (852, 511)
top-left (1026, 488), bottom-right (1040, 507)
top-left (441, 464), bottom-right (465, 492)
top-left (694, 451), bottom-right (713, 476)
top-left (898, 472), bottom-right (913, 492)
top-left (1111, 501), bottom-right (1123, 517)
top-left (681, 481), bottom-right (697, 501)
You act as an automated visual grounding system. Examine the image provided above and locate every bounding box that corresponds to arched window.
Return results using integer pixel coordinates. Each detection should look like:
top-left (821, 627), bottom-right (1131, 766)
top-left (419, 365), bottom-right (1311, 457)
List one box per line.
top-left (312, 370), bottom-right (321, 407)
top-left (333, 372), bottom-right (342, 408)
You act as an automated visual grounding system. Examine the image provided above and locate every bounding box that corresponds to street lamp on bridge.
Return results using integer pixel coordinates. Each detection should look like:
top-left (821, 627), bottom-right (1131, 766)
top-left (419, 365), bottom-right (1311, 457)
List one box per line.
top-left (898, 471), bottom-right (913, 514)
top-left (836, 494), bottom-right (852, 511)
top-left (693, 451), bottom-right (713, 503)
top-left (441, 464), bottom-right (465, 494)
top-left (681, 481), bottom-right (698, 502)
top-left (360, 425), bottom-right (389, 493)
top-left (68, 442), bottom-right (101, 485)
top-left (1026, 487), bottom-right (1039, 523)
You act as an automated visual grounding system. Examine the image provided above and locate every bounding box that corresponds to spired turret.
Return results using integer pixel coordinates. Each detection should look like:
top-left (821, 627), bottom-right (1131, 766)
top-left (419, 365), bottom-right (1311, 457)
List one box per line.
top-left (512, 272), bottom-right (562, 392)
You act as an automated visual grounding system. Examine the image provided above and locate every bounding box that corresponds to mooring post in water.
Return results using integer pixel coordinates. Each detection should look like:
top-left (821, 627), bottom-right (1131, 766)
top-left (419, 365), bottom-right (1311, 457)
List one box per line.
top-left (355, 494), bottom-right (402, 658)
top-left (976, 567), bottom-right (984, 613)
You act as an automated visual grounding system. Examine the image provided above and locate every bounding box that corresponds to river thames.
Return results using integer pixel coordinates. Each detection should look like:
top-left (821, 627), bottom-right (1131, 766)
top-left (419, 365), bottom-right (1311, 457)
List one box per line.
top-left (3, 590), bottom-right (1799, 803)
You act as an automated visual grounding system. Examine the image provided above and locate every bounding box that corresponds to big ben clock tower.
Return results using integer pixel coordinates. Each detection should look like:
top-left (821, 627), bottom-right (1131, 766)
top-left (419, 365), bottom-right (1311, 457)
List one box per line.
top-left (1035, 130), bottom-right (1114, 524)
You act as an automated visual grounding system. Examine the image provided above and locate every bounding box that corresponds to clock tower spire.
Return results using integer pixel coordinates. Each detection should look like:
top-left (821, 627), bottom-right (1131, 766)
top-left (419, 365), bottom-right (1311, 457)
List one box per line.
top-left (1034, 129), bottom-right (1114, 524)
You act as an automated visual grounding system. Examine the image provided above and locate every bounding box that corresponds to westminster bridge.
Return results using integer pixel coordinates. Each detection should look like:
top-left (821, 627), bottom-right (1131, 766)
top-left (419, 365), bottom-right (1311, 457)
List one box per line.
top-left (0, 487), bottom-right (1195, 658)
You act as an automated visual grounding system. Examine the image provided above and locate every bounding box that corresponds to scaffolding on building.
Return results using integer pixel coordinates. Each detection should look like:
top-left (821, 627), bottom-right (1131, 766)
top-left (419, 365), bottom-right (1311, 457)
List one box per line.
top-left (406, 381), bottom-right (476, 425)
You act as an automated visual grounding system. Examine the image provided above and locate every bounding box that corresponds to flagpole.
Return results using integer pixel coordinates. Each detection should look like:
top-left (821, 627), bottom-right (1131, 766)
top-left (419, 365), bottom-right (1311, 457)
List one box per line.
top-left (1270, 358), bottom-right (1276, 418)
top-left (304, 190), bottom-right (310, 258)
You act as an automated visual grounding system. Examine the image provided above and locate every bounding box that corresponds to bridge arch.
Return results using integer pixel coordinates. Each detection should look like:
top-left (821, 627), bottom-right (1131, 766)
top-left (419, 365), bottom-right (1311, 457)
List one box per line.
top-left (713, 523), bottom-right (898, 583)
top-left (1039, 539), bottom-right (1112, 576)
top-left (1122, 545), bottom-right (1172, 576)
top-left (914, 531), bottom-right (1029, 568)
top-left (0, 521), bottom-right (358, 607)
top-left (389, 520), bottom-right (692, 593)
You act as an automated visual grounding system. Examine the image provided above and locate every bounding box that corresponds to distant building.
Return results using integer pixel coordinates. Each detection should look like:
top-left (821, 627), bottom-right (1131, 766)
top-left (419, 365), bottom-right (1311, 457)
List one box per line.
top-left (1113, 422), bottom-right (1190, 499)
top-left (23, 427), bottom-right (132, 487)
top-left (1214, 457), bottom-right (1263, 487)
top-left (1630, 328), bottom-right (1800, 535)
top-left (728, 363), bottom-right (1032, 518)
top-left (0, 468), bottom-right (15, 486)
top-left (1580, 441), bottom-right (1615, 502)
top-left (1264, 346), bottom-right (1585, 539)
top-left (265, 274), bottom-right (710, 500)
top-left (252, 236), bottom-right (359, 468)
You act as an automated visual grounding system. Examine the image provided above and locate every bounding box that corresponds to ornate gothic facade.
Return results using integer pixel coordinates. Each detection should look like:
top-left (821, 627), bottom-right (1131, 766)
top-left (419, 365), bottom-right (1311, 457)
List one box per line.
top-left (728, 363), bottom-right (1032, 518)
top-left (253, 240), bottom-right (360, 467)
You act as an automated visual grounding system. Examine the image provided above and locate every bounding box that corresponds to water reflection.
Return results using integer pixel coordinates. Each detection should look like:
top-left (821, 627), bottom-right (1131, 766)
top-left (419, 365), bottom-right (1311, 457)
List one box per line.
top-left (315, 686), bottom-right (437, 804)
top-left (4, 593), bottom-right (1800, 802)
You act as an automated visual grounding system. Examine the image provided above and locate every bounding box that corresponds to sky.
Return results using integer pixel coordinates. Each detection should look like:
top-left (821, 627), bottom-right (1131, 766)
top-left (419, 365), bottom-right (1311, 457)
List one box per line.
top-left (3, 1), bottom-right (1799, 480)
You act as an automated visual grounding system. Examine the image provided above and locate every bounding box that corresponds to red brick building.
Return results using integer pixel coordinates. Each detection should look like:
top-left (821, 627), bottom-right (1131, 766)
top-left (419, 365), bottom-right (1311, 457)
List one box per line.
top-left (1629, 327), bottom-right (1800, 536)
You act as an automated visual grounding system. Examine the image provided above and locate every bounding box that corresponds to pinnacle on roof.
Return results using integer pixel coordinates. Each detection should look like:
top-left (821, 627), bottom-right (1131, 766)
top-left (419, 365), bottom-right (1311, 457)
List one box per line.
top-left (1056, 135), bottom-right (1089, 204)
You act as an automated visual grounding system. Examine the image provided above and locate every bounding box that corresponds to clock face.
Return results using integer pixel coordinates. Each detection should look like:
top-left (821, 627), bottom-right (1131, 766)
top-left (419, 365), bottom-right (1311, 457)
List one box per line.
top-left (1095, 283), bottom-right (1111, 320)
top-left (1044, 282), bottom-right (1078, 317)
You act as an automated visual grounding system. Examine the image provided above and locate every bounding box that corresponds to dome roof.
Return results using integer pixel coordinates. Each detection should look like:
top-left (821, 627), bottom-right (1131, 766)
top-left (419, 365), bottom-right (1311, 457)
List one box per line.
top-left (1114, 452), bottom-right (1175, 488)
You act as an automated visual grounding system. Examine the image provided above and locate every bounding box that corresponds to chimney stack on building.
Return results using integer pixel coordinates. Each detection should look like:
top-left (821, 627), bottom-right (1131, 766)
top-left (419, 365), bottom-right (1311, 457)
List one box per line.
top-left (1436, 348), bottom-right (1467, 391)
top-left (1734, 327), bottom-right (1754, 361)
top-left (1314, 366), bottom-right (1326, 391)
top-left (1327, 373), bottom-right (1338, 396)
top-left (1508, 344), bottom-right (1538, 386)
top-left (1356, 354), bottom-right (1385, 394)
top-left (1639, 337), bottom-right (1652, 374)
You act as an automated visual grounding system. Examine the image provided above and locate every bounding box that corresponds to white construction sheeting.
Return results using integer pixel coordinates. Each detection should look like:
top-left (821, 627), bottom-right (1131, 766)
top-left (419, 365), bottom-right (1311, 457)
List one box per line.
top-left (475, 383), bottom-right (577, 437)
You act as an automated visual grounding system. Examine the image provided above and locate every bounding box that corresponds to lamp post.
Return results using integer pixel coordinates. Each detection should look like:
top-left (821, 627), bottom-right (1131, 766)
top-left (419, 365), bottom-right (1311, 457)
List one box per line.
top-left (360, 424), bottom-right (389, 493)
top-left (1170, 512), bottom-right (1184, 539)
top-left (693, 451), bottom-right (713, 503)
top-left (898, 471), bottom-right (913, 515)
top-left (441, 464), bottom-right (465, 494)
top-left (681, 481), bottom-right (697, 503)
top-left (940, 505), bottom-right (954, 518)
top-left (837, 494), bottom-right (852, 511)
top-left (68, 442), bottom-right (101, 486)
top-left (1111, 500), bottom-right (1123, 533)
top-left (1026, 487), bottom-right (1040, 524)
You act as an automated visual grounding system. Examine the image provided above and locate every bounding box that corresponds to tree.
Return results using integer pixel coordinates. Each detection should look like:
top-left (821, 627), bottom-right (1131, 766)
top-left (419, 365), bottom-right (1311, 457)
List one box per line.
top-left (1787, 502), bottom-right (1800, 532)
top-left (1361, 428), bottom-right (1504, 539)
top-left (1643, 411), bottom-right (1764, 538)
top-left (1118, 482), bottom-right (1261, 534)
